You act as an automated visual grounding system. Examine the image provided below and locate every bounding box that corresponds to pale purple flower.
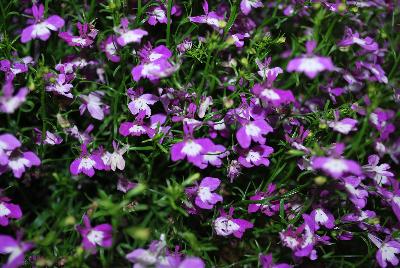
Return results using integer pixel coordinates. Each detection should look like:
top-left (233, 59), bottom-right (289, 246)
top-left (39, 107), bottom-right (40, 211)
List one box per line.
top-left (66, 124), bottom-right (94, 144)
top-left (0, 234), bottom-right (34, 268)
top-left (0, 134), bottom-right (21, 165)
top-left (21, 4), bottom-right (64, 43)
top-left (106, 141), bottom-right (127, 171)
top-left (248, 184), bottom-right (280, 216)
top-left (119, 110), bottom-right (155, 138)
top-left (310, 208), bottom-right (335, 230)
top-left (0, 83), bottom-right (29, 114)
top-left (70, 144), bottom-right (104, 177)
top-left (46, 74), bottom-right (73, 98)
top-left (358, 61), bottom-right (388, 84)
top-left (363, 155), bottom-right (394, 185)
top-left (237, 144), bottom-right (274, 168)
top-left (101, 36), bottom-right (120, 62)
top-left (117, 178), bottom-right (137, 193)
top-left (147, 6), bottom-right (168, 25)
top-left (59, 22), bottom-right (98, 47)
top-left (236, 119), bottom-right (273, 148)
top-left (188, 1), bottom-right (226, 29)
top-left (200, 143), bottom-right (228, 169)
top-left (197, 96), bottom-right (213, 119)
top-left (342, 210), bottom-right (376, 223)
top-left (0, 197), bottom-right (22, 226)
top-left (251, 83), bottom-right (295, 108)
top-left (240, 0), bottom-right (263, 15)
top-left (34, 128), bottom-right (63, 145)
top-left (131, 44), bottom-right (176, 82)
top-left (0, 58), bottom-right (30, 82)
top-left (255, 57), bottom-right (283, 80)
top-left (327, 112), bottom-right (358, 134)
top-left (116, 18), bottom-right (147, 46)
top-left (341, 176), bottom-right (368, 209)
top-left (213, 207), bottom-right (253, 238)
top-left (79, 91), bottom-right (109, 120)
top-left (227, 160), bottom-right (242, 182)
top-left (338, 28), bottom-right (378, 51)
top-left (368, 234), bottom-right (400, 268)
top-left (77, 215), bottom-right (112, 253)
top-left (186, 177), bottom-right (223, 210)
top-left (127, 88), bottom-right (158, 117)
top-left (125, 234), bottom-right (167, 267)
top-left (311, 156), bottom-right (362, 179)
top-left (230, 33), bottom-right (248, 48)
top-left (287, 40), bottom-right (335, 78)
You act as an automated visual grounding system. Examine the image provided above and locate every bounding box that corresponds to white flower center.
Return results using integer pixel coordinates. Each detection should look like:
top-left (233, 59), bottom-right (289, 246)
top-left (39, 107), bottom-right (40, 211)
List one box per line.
top-left (246, 151), bottom-right (261, 162)
top-left (198, 186), bottom-right (212, 202)
top-left (261, 89), bottom-right (280, 100)
top-left (0, 203), bottom-right (11, 217)
top-left (298, 58), bottom-right (324, 72)
top-left (181, 141), bottom-right (202, 157)
top-left (78, 157), bottom-right (96, 170)
top-left (322, 159), bottom-right (348, 174)
top-left (314, 209), bottom-right (328, 224)
top-left (245, 123), bottom-right (261, 137)
top-left (87, 230), bottom-right (104, 245)
top-left (214, 217), bottom-right (240, 236)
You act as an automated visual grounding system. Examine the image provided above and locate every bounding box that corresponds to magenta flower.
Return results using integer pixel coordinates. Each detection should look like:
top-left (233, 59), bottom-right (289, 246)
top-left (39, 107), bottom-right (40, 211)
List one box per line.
top-left (328, 117), bottom-right (358, 135)
top-left (0, 134), bottom-right (21, 165)
top-left (310, 208), bottom-right (335, 230)
top-left (248, 184), bottom-right (280, 216)
top-left (77, 215), bottom-right (112, 253)
top-left (259, 253), bottom-right (292, 268)
top-left (236, 119), bottom-right (273, 149)
top-left (0, 197), bottom-right (22, 226)
top-left (0, 234), bottom-right (34, 268)
top-left (59, 22), bottom-right (98, 47)
top-left (116, 18), bottom-right (147, 46)
top-left (46, 74), bottom-right (73, 98)
top-left (255, 57), bottom-right (283, 81)
top-left (240, 0), bottom-right (263, 15)
top-left (237, 144), bottom-right (274, 168)
top-left (79, 91), bottom-right (109, 120)
top-left (5, 151), bottom-right (41, 179)
top-left (70, 144), bottom-right (103, 177)
top-left (119, 110), bottom-right (155, 138)
top-left (0, 58), bottom-right (31, 82)
top-left (338, 28), bottom-right (378, 51)
top-left (341, 176), bottom-right (368, 209)
top-left (131, 44), bottom-right (176, 82)
top-left (101, 36), bottom-right (120, 62)
top-left (199, 143), bottom-right (228, 169)
top-left (186, 177), bottom-right (223, 210)
top-left (287, 40), bottom-right (335, 78)
top-left (251, 81), bottom-right (295, 108)
top-left (21, 4), bottom-right (64, 43)
top-left (188, 1), bottom-right (226, 29)
top-left (213, 207), bottom-right (253, 238)
top-left (0, 83), bottom-right (29, 114)
top-left (127, 88), bottom-right (158, 117)
top-left (368, 234), bottom-right (400, 268)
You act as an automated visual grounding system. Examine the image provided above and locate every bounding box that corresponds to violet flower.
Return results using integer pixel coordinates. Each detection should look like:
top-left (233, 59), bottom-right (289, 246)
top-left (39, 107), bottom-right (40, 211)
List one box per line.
top-left (105, 141), bottom-right (127, 171)
top-left (236, 118), bottom-right (273, 149)
top-left (368, 234), bottom-right (400, 268)
top-left (33, 128), bottom-right (63, 146)
top-left (341, 176), bottom-right (368, 209)
top-left (79, 91), bottom-right (110, 120)
top-left (0, 196), bottom-right (22, 226)
top-left (240, 0), bottom-right (263, 15)
top-left (101, 36), bottom-right (120, 62)
top-left (5, 150), bottom-right (41, 179)
top-left (0, 133), bottom-right (21, 166)
top-left (248, 183), bottom-right (280, 216)
top-left (59, 22), bottom-right (98, 47)
top-left (125, 234), bottom-right (167, 267)
top-left (116, 18), bottom-right (147, 47)
top-left (362, 154), bottom-right (394, 185)
top-left (188, 1), bottom-right (227, 29)
top-left (199, 143), bottom-right (228, 169)
top-left (310, 208), bottom-right (335, 230)
top-left (21, 4), bottom-right (64, 43)
top-left (70, 144), bottom-right (104, 177)
top-left (255, 57), bottom-right (283, 81)
top-left (259, 253), bottom-right (292, 268)
top-left (0, 234), bottom-right (34, 268)
top-left (338, 28), bottom-right (379, 51)
top-left (287, 40), bottom-right (335, 78)
top-left (45, 74), bottom-right (73, 98)
top-left (127, 88), bottom-right (158, 117)
top-left (119, 110), bottom-right (155, 138)
top-left (237, 144), bottom-right (274, 168)
top-left (327, 111), bottom-right (358, 135)
top-left (213, 207), bottom-right (253, 238)
top-left (0, 83), bottom-right (29, 114)
top-left (185, 177), bottom-right (223, 210)
top-left (77, 215), bottom-right (112, 253)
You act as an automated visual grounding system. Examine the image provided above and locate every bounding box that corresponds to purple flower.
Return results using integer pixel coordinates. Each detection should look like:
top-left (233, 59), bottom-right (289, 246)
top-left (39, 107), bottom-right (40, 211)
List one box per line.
top-left (116, 18), bottom-right (147, 46)
top-left (79, 91), bottom-right (109, 120)
top-left (46, 74), bottom-right (73, 98)
top-left (240, 0), bottom-right (263, 15)
top-left (362, 154), bottom-right (394, 185)
top-left (117, 178), bottom-right (137, 193)
top-left (21, 4), bottom-right (64, 43)
top-left (255, 57), bottom-right (283, 80)
top-left (131, 44), bottom-right (176, 82)
top-left (59, 22), bottom-right (98, 47)
top-left (105, 141), bottom-right (127, 171)
top-left (125, 234), bottom-right (167, 267)
top-left (70, 144), bottom-right (103, 177)
top-left (200, 143), bottom-right (228, 169)
top-left (237, 144), bottom-right (274, 168)
top-left (338, 28), bottom-right (378, 51)
top-left (0, 134), bottom-right (21, 165)
top-left (287, 40), bottom-right (335, 78)
top-left (6, 151), bottom-right (41, 179)
top-left (311, 156), bottom-right (362, 179)
top-left (259, 253), bottom-right (292, 268)
top-left (248, 184), bottom-right (280, 216)
top-left (119, 110), bottom-right (155, 138)
top-left (341, 176), bottom-right (368, 209)
top-left (368, 234), bottom-right (400, 268)
top-left (147, 6), bottom-right (168, 25)
top-left (0, 234), bottom-right (34, 268)
top-left (213, 207), bottom-right (253, 238)
top-left (127, 88), bottom-right (158, 117)
top-left (77, 215), bottom-right (112, 253)
top-left (186, 177), bottom-right (223, 209)
top-left (33, 128), bottom-right (63, 145)
top-left (188, 1), bottom-right (226, 29)
top-left (310, 208), bottom-right (335, 230)
top-left (328, 118), bottom-right (358, 134)
top-left (0, 58), bottom-right (31, 82)
top-left (101, 36), bottom-right (120, 62)
top-left (236, 119), bottom-right (273, 148)
top-left (0, 197), bottom-right (22, 226)
top-left (251, 83), bottom-right (295, 108)
top-left (0, 83), bottom-right (29, 114)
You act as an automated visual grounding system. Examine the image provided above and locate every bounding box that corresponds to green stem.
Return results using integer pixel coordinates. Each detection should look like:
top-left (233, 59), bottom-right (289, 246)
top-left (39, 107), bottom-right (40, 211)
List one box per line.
top-left (166, 0), bottom-right (173, 47)
top-left (40, 84), bottom-right (47, 159)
